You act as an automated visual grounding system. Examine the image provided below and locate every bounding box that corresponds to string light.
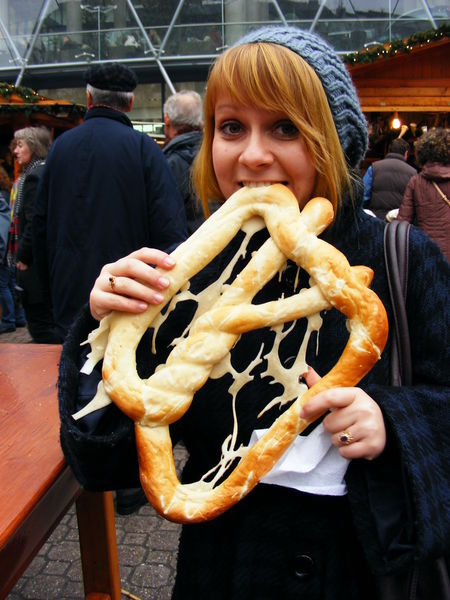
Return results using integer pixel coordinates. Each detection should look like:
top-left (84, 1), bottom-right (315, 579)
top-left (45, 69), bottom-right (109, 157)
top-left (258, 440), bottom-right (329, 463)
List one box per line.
top-left (343, 24), bottom-right (449, 66)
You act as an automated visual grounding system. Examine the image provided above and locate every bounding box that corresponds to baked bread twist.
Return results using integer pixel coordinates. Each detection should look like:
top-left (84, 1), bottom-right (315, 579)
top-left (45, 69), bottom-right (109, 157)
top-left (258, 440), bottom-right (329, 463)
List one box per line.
top-left (80, 184), bottom-right (388, 523)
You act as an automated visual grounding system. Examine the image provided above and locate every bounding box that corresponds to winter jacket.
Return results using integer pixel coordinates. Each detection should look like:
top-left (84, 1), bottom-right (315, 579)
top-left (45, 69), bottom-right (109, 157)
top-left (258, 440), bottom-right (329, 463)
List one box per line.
top-left (33, 107), bottom-right (188, 339)
top-left (163, 130), bottom-right (204, 233)
top-left (365, 153), bottom-right (417, 220)
top-left (59, 188), bottom-right (449, 599)
top-left (0, 189), bottom-right (9, 261)
top-left (16, 162), bottom-right (49, 305)
top-left (398, 162), bottom-right (450, 260)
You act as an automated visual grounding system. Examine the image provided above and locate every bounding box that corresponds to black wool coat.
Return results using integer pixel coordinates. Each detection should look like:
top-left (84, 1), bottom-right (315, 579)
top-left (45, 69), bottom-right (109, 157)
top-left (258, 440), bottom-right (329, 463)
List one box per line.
top-left (33, 107), bottom-right (188, 339)
top-left (369, 153), bottom-right (417, 220)
top-left (16, 163), bottom-right (48, 304)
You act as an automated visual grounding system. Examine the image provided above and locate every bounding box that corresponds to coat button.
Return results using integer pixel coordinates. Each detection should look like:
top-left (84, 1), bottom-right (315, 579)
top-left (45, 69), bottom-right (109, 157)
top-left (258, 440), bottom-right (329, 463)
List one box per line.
top-left (293, 554), bottom-right (315, 580)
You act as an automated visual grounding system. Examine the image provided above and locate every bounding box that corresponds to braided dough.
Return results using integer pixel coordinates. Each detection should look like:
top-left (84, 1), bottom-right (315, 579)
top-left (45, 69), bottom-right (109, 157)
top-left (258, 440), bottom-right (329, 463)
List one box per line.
top-left (79, 184), bottom-right (388, 523)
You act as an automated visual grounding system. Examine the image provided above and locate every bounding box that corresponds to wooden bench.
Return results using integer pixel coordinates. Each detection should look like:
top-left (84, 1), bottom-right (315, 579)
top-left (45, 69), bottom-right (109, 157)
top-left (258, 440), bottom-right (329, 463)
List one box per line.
top-left (0, 344), bottom-right (121, 599)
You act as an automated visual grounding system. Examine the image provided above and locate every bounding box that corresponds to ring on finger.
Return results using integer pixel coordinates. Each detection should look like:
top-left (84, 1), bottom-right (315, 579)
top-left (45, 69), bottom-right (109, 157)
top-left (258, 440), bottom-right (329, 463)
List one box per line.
top-left (109, 275), bottom-right (116, 292)
top-left (339, 429), bottom-right (354, 446)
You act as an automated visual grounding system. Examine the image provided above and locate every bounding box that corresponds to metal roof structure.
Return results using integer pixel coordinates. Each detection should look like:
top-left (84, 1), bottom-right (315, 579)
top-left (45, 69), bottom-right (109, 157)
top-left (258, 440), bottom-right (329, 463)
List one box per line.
top-left (0, 0), bottom-right (448, 91)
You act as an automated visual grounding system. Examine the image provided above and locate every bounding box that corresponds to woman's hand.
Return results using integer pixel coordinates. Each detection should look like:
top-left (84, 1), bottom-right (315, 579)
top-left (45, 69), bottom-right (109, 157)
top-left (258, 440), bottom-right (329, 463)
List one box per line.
top-left (89, 247), bottom-right (176, 321)
top-left (301, 369), bottom-right (386, 460)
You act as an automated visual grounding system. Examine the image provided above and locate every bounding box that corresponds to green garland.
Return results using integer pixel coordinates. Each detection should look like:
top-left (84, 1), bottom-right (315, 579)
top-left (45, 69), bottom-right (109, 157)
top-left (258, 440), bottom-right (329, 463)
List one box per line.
top-left (0, 82), bottom-right (86, 118)
top-left (0, 103), bottom-right (86, 118)
top-left (343, 24), bottom-right (450, 65)
top-left (0, 82), bottom-right (42, 103)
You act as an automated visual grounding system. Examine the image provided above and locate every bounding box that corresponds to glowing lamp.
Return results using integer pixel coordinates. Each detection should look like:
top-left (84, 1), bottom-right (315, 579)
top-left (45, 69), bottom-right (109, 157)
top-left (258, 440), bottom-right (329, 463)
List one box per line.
top-left (391, 112), bottom-right (401, 130)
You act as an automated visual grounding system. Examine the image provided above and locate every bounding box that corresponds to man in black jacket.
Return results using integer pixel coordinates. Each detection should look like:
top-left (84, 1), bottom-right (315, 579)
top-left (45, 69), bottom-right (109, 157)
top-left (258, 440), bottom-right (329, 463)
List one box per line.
top-left (363, 138), bottom-right (417, 220)
top-left (33, 63), bottom-right (188, 515)
top-left (33, 63), bottom-right (187, 341)
top-left (163, 90), bottom-right (205, 233)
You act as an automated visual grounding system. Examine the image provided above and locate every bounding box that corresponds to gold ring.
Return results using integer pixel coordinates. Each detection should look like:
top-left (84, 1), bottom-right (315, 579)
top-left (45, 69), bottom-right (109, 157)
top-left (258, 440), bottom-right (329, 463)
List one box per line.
top-left (109, 275), bottom-right (116, 291)
top-left (339, 430), bottom-right (354, 445)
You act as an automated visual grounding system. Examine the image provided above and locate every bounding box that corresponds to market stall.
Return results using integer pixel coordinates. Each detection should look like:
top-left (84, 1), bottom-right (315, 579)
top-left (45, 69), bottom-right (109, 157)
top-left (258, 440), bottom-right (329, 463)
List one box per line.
top-left (0, 83), bottom-right (85, 177)
top-left (345, 27), bottom-right (449, 165)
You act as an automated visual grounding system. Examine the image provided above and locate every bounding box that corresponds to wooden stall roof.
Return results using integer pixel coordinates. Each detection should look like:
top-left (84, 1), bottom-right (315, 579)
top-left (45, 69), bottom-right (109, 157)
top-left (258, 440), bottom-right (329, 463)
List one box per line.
top-left (348, 36), bottom-right (450, 113)
top-left (0, 83), bottom-right (86, 131)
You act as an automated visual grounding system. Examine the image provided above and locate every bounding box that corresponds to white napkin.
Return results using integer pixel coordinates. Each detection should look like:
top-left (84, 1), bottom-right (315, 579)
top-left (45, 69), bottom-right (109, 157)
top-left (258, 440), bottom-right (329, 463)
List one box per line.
top-left (249, 423), bottom-right (350, 496)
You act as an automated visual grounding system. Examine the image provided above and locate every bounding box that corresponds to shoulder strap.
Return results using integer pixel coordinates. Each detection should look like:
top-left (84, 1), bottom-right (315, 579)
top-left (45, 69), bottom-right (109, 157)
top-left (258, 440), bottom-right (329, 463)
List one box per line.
top-left (384, 221), bottom-right (413, 386)
top-left (431, 181), bottom-right (450, 207)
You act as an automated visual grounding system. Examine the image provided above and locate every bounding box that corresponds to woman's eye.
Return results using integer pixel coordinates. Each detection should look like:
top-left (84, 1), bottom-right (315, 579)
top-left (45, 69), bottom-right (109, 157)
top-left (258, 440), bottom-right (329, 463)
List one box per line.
top-left (274, 120), bottom-right (299, 138)
top-left (219, 120), bottom-right (242, 136)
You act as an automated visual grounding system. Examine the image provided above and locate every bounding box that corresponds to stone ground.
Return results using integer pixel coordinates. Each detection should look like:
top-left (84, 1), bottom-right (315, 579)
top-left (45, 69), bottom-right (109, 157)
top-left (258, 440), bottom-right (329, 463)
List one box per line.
top-left (1, 326), bottom-right (186, 600)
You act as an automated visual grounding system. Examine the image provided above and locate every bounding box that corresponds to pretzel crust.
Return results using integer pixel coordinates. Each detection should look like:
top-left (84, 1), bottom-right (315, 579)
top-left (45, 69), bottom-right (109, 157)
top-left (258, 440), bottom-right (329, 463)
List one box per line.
top-left (99, 184), bottom-right (388, 523)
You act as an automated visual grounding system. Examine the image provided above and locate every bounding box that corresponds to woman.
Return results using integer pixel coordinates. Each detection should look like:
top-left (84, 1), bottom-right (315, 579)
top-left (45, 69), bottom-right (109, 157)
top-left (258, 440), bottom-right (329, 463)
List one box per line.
top-left (10, 126), bottom-right (60, 343)
top-left (60, 27), bottom-right (449, 599)
top-left (397, 127), bottom-right (450, 260)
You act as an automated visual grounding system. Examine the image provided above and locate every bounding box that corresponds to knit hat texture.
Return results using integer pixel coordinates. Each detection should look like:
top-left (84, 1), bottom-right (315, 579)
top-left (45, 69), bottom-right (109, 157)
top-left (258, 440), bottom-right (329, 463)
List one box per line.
top-left (85, 62), bottom-right (138, 92)
top-left (236, 26), bottom-right (368, 168)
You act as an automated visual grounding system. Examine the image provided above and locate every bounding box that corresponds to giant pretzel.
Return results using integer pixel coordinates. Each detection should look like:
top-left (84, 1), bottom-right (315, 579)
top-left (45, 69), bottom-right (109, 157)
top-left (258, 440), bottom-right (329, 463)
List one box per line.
top-left (79, 184), bottom-right (388, 523)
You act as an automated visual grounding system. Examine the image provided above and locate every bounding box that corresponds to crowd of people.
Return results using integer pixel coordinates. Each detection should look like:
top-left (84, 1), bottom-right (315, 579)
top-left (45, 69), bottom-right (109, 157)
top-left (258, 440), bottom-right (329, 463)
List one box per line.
top-left (363, 128), bottom-right (450, 261)
top-left (1, 25), bottom-right (449, 600)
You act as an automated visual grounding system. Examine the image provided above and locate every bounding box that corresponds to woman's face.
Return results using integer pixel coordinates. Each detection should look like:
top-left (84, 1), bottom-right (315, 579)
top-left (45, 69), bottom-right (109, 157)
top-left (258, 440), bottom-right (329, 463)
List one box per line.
top-left (13, 139), bottom-right (33, 167)
top-left (212, 94), bottom-right (317, 209)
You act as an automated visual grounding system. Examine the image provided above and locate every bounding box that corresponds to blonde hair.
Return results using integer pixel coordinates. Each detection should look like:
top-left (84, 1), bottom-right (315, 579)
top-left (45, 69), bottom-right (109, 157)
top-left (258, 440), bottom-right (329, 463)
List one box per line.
top-left (193, 42), bottom-right (351, 218)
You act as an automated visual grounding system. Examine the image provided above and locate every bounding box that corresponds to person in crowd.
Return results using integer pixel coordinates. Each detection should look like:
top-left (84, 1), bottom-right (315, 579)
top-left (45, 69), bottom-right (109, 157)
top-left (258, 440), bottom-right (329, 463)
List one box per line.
top-left (0, 165), bottom-right (17, 334)
top-left (397, 127), bottom-right (450, 260)
top-left (33, 62), bottom-right (187, 514)
top-left (61, 27), bottom-right (449, 599)
top-left (9, 127), bottom-right (59, 343)
top-left (163, 90), bottom-right (205, 233)
top-left (1, 167), bottom-right (26, 334)
top-left (363, 138), bottom-right (417, 220)
top-left (33, 62), bottom-right (187, 342)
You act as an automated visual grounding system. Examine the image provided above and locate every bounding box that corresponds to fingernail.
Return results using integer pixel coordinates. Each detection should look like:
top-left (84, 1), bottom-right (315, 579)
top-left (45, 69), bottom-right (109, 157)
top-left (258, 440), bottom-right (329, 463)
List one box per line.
top-left (163, 256), bottom-right (175, 267)
top-left (158, 276), bottom-right (170, 288)
top-left (152, 293), bottom-right (165, 304)
top-left (137, 302), bottom-right (148, 311)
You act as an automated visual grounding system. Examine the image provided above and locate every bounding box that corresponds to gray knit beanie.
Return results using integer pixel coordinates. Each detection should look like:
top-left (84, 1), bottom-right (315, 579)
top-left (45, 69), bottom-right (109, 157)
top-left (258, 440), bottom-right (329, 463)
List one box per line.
top-left (235, 26), bottom-right (368, 168)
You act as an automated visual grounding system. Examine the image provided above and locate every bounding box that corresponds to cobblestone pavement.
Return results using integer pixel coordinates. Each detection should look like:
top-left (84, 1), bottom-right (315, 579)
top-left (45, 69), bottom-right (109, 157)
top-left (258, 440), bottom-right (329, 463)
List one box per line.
top-left (1, 327), bottom-right (185, 600)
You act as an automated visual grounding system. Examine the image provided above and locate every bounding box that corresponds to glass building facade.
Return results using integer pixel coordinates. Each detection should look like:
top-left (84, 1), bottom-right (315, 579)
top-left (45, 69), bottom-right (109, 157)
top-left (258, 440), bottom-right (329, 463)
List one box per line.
top-left (0, 1), bottom-right (448, 125)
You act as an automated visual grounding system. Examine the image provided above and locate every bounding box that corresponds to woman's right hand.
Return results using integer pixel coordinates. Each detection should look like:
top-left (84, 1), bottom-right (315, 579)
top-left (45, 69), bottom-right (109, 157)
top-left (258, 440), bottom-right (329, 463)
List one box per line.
top-left (89, 247), bottom-right (176, 321)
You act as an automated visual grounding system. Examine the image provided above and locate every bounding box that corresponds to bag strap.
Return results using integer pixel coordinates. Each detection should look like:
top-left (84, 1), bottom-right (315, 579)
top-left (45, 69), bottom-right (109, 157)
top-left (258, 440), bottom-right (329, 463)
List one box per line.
top-left (431, 181), bottom-right (450, 207)
top-left (384, 221), bottom-right (413, 386)
top-left (383, 223), bottom-right (450, 600)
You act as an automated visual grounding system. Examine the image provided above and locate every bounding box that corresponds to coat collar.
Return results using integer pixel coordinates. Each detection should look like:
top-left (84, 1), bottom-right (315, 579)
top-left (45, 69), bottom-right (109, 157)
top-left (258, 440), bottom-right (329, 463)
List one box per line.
top-left (84, 106), bottom-right (133, 128)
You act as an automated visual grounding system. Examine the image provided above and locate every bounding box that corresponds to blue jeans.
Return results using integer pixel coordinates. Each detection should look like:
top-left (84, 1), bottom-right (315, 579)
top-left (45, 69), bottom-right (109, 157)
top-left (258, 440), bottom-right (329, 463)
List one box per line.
top-left (0, 263), bottom-right (25, 327)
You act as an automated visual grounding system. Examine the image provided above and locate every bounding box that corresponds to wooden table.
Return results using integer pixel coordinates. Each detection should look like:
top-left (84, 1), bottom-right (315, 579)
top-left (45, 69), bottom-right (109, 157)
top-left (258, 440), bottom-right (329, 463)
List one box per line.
top-left (0, 344), bottom-right (121, 599)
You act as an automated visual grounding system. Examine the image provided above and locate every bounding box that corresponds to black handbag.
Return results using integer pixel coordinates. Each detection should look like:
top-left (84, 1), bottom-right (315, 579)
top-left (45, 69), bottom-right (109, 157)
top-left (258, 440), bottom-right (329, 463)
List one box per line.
top-left (376, 220), bottom-right (450, 600)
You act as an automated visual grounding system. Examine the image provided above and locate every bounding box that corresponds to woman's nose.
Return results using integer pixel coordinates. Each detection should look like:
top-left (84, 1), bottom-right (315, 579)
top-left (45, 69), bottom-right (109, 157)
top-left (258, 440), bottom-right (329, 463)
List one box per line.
top-left (238, 132), bottom-right (274, 168)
